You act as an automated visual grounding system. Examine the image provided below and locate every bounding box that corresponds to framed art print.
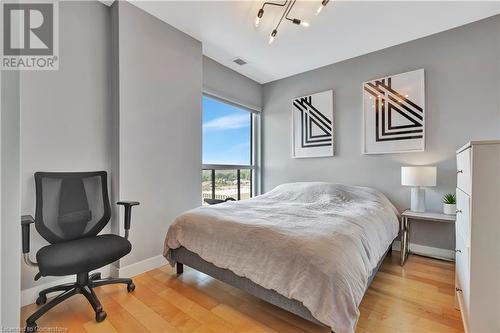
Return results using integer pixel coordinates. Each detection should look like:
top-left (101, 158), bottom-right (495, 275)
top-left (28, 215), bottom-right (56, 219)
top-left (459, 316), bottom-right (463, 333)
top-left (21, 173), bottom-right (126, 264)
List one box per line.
top-left (363, 69), bottom-right (425, 154)
top-left (292, 90), bottom-right (334, 158)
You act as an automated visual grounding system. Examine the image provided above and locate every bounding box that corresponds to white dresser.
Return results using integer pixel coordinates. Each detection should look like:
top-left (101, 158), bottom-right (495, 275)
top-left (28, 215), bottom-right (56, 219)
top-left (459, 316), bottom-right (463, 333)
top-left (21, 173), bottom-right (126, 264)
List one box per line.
top-left (455, 140), bottom-right (500, 333)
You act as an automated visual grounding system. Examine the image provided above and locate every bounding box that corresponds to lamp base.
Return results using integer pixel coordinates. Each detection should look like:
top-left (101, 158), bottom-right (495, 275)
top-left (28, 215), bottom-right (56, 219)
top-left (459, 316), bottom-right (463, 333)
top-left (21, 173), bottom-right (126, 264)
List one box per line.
top-left (410, 187), bottom-right (426, 212)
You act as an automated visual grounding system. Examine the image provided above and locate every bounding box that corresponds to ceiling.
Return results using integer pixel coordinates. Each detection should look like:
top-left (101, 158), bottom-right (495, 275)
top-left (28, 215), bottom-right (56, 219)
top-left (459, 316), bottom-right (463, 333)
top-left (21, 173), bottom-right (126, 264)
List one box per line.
top-left (130, 1), bottom-right (500, 84)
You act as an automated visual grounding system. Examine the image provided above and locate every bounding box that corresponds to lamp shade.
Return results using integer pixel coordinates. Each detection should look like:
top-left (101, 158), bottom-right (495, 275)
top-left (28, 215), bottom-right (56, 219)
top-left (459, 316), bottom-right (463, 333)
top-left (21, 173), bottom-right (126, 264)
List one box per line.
top-left (401, 166), bottom-right (437, 187)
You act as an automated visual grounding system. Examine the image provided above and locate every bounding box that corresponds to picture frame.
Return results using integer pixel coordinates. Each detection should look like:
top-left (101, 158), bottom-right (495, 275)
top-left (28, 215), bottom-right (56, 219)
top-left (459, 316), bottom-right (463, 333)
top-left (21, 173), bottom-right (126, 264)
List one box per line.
top-left (292, 90), bottom-right (334, 158)
top-left (362, 69), bottom-right (425, 154)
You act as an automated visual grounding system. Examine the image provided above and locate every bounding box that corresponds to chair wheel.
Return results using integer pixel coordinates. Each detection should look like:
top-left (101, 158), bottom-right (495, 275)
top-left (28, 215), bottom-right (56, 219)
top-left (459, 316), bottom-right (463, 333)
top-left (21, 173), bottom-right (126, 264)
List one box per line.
top-left (95, 310), bottom-right (107, 322)
top-left (127, 282), bottom-right (135, 292)
top-left (25, 322), bottom-right (37, 332)
top-left (36, 295), bottom-right (47, 305)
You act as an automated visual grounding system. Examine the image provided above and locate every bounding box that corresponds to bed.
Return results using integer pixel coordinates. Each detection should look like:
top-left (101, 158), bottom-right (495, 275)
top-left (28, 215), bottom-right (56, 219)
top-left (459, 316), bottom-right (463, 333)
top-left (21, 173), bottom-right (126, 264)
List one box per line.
top-left (164, 182), bottom-right (400, 333)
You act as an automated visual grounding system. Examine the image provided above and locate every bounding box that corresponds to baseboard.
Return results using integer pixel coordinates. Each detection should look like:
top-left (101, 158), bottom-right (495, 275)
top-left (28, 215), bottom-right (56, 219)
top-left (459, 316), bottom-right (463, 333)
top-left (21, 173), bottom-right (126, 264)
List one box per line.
top-left (392, 240), bottom-right (455, 261)
top-left (21, 266), bottom-right (111, 307)
top-left (114, 254), bottom-right (167, 278)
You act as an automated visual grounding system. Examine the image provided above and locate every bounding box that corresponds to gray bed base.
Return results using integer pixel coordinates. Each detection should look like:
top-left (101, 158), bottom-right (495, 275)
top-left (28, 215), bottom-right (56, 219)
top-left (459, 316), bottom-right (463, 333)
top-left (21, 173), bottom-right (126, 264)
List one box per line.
top-left (170, 244), bottom-right (393, 331)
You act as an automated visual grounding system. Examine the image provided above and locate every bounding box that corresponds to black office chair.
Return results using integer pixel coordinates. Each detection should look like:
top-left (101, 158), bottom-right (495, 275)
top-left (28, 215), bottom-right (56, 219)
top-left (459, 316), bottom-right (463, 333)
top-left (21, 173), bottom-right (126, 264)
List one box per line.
top-left (21, 171), bottom-right (139, 332)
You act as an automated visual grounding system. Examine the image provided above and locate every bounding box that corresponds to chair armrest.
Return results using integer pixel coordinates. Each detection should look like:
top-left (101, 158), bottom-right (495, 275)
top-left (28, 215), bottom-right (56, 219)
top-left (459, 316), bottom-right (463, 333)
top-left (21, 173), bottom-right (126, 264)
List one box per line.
top-left (21, 215), bottom-right (35, 253)
top-left (21, 215), bottom-right (38, 267)
top-left (117, 201), bottom-right (140, 239)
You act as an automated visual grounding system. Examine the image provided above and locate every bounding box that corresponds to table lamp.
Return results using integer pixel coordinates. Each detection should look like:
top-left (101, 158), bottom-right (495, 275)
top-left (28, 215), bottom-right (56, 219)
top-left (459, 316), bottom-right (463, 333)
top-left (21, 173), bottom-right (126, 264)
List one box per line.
top-left (401, 166), bottom-right (437, 212)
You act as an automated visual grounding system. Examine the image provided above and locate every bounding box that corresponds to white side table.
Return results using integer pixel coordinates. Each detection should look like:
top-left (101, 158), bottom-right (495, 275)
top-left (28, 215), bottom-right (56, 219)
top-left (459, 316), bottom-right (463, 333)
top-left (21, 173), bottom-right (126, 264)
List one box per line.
top-left (400, 209), bottom-right (456, 266)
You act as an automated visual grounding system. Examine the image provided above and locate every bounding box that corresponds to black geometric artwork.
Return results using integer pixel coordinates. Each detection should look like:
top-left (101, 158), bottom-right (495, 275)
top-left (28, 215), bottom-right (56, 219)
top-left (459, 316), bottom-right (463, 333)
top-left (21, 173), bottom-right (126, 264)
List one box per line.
top-left (363, 77), bottom-right (424, 142)
top-left (293, 96), bottom-right (333, 148)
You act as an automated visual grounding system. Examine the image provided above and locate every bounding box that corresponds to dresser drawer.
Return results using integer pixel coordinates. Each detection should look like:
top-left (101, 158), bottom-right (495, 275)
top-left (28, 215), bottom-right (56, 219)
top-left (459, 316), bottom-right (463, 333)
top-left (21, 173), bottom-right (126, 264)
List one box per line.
top-left (456, 278), bottom-right (469, 331)
top-left (456, 188), bottom-right (470, 244)
top-left (457, 148), bottom-right (471, 194)
top-left (455, 230), bottom-right (470, 317)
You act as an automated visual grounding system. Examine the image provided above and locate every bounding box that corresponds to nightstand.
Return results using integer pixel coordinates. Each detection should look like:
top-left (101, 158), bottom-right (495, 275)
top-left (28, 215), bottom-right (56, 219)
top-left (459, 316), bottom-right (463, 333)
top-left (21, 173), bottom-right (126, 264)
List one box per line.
top-left (400, 209), bottom-right (456, 266)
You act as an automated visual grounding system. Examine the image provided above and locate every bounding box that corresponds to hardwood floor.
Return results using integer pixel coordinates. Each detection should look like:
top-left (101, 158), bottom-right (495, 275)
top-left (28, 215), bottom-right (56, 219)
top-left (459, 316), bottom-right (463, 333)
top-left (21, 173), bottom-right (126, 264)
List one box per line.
top-left (21, 252), bottom-right (464, 333)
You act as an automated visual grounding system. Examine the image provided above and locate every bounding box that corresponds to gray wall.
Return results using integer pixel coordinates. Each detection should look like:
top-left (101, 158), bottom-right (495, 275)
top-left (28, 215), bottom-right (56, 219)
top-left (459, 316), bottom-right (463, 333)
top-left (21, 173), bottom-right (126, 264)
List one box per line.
top-left (111, 1), bottom-right (202, 267)
top-left (1, 70), bottom-right (21, 327)
top-left (262, 15), bottom-right (500, 250)
top-left (20, 1), bottom-right (111, 289)
top-left (203, 56), bottom-right (262, 111)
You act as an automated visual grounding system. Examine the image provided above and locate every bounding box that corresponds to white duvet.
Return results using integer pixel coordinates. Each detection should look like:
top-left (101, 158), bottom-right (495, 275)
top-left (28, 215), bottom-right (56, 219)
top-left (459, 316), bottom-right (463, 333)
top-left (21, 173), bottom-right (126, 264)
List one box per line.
top-left (164, 182), bottom-right (399, 333)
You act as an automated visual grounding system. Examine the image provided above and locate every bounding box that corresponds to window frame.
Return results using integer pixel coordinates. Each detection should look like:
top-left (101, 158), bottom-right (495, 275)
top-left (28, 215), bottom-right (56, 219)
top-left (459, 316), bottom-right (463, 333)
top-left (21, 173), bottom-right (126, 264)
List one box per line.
top-left (201, 93), bottom-right (260, 201)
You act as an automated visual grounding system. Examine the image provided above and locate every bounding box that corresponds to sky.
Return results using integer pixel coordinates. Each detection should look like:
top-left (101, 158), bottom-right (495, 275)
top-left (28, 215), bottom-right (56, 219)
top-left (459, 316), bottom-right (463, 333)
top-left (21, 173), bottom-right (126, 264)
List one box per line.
top-left (202, 96), bottom-right (251, 165)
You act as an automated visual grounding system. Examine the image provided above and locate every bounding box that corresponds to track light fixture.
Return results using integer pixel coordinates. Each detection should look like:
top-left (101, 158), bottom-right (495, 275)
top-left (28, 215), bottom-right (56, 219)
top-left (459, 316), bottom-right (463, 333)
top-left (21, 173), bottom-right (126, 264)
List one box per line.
top-left (316, 0), bottom-right (329, 15)
top-left (269, 29), bottom-right (277, 44)
top-left (255, 8), bottom-right (264, 27)
top-left (255, 0), bottom-right (329, 44)
top-left (290, 18), bottom-right (309, 27)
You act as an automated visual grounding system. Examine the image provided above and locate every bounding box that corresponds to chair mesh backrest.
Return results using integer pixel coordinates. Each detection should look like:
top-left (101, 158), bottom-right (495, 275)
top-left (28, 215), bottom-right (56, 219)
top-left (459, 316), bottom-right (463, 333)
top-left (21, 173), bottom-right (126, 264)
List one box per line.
top-left (34, 171), bottom-right (111, 244)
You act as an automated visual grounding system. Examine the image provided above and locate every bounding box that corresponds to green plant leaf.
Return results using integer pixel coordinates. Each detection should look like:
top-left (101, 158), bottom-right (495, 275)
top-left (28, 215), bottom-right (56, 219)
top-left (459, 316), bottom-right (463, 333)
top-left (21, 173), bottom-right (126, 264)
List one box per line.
top-left (442, 193), bottom-right (456, 204)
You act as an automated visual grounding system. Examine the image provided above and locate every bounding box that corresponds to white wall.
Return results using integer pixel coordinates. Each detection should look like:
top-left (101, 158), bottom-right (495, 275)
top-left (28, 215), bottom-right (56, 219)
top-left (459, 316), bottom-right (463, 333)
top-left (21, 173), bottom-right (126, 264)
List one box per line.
top-left (20, 1), bottom-right (111, 290)
top-left (111, 1), bottom-right (202, 269)
top-left (262, 15), bottom-right (500, 251)
top-left (203, 56), bottom-right (262, 111)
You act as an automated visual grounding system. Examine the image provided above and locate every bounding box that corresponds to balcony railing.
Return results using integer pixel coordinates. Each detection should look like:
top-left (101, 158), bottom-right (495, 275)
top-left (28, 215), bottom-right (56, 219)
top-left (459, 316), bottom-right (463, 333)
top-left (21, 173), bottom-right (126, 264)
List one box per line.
top-left (202, 164), bottom-right (254, 202)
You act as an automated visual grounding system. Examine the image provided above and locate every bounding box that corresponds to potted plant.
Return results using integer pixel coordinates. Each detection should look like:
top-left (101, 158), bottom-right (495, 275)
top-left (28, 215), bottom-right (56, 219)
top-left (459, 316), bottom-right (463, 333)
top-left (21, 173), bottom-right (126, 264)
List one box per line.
top-left (442, 193), bottom-right (456, 215)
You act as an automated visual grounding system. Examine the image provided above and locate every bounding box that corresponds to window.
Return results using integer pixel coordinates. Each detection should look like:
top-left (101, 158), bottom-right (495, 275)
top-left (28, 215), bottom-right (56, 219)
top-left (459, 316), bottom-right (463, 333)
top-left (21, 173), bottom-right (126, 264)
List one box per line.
top-left (202, 95), bottom-right (255, 203)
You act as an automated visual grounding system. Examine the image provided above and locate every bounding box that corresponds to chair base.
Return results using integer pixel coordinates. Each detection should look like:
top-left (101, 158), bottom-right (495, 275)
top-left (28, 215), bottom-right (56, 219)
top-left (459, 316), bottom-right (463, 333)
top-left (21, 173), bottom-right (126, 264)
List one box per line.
top-left (25, 272), bottom-right (134, 333)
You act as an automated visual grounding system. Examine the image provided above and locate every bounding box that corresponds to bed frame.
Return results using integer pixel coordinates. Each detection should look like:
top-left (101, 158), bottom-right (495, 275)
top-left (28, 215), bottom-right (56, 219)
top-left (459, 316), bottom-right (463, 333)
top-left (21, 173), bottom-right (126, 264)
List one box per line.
top-left (170, 243), bottom-right (393, 332)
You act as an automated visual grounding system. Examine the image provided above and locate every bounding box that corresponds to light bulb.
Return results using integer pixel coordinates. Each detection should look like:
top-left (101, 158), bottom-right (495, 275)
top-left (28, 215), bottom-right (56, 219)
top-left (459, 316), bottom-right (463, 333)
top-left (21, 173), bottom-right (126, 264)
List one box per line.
top-left (300, 21), bottom-right (310, 27)
top-left (316, 0), bottom-right (330, 15)
top-left (269, 29), bottom-right (277, 44)
top-left (255, 8), bottom-right (264, 27)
